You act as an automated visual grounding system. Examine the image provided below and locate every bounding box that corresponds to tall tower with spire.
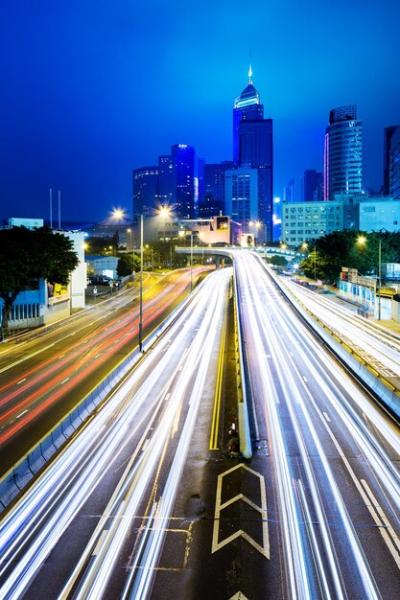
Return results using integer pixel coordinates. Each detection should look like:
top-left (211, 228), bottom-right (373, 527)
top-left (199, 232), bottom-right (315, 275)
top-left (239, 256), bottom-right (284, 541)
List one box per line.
top-left (229, 67), bottom-right (274, 241)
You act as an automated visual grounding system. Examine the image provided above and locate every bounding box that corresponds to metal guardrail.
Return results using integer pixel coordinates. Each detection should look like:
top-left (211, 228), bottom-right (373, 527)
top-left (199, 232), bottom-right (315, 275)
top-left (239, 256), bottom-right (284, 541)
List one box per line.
top-left (232, 264), bottom-right (253, 459)
top-left (260, 257), bottom-right (400, 421)
top-left (0, 288), bottom-right (198, 513)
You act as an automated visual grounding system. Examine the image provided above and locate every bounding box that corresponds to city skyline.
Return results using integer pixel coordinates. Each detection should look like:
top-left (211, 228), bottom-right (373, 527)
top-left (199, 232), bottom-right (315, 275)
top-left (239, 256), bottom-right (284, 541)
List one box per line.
top-left (2, 1), bottom-right (400, 222)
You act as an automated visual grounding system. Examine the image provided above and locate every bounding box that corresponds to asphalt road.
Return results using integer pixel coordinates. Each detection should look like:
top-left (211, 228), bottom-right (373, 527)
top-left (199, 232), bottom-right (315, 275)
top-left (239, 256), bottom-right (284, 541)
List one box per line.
top-left (0, 251), bottom-right (399, 599)
top-left (282, 275), bottom-right (400, 386)
top-left (0, 268), bottom-right (209, 474)
top-left (0, 268), bottom-right (231, 599)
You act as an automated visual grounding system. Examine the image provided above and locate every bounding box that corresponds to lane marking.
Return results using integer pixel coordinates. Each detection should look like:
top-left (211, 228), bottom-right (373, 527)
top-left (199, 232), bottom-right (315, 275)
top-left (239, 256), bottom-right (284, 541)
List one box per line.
top-left (0, 342), bottom-right (56, 374)
top-left (16, 409), bottom-right (28, 419)
top-left (322, 411), bottom-right (331, 423)
top-left (17, 378), bottom-right (26, 385)
top-left (212, 463), bottom-right (269, 558)
top-left (360, 479), bottom-right (400, 570)
top-left (60, 377), bottom-right (70, 385)
top-left (229, 594), bottom-right (249, 600)
top-left (92, 530), bottom-right (108, 556)
top-left (209, 319), bottom-right (226, 450)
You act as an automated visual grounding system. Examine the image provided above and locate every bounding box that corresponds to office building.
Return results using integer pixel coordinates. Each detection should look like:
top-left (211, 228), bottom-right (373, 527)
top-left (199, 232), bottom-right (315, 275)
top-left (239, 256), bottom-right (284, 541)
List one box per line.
top-left (324, 105), bottom-right (363, 200)
top-left (231, 67), bottom-right (273, 241)
top-left (158, 155), bottom-right (175, 205)
top-left (225, 167), bottom-right (259, 228)
top-left (171, 144), bottom-right (196, 219)
top-left (199, 161), bottom-right (233, 218)
top-left (358, 197), bottom-right (400, 232)
top-left (282, 200), bottom-right (343, 246)
top-left (384, 126), bottom-right (400, 199)
top-left (132, 166), bottom-right (159, 217)
top-left (303, 170), bottom-right (323, 201)
top-left (283, 179), bottom-right (295, 202)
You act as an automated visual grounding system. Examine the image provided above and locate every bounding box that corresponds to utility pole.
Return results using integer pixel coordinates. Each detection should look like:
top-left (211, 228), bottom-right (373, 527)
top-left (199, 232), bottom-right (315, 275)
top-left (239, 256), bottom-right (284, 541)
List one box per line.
top-left (378, 238), bottom-right (382, 321)
top-left (190, 232), bottom-right (193, 292)
top-left (57, 190), bottom-right (61, 229)
top-left (49, 188), bottom-right (53, 229)
top-left (139, 214), bottom-right (144, 352)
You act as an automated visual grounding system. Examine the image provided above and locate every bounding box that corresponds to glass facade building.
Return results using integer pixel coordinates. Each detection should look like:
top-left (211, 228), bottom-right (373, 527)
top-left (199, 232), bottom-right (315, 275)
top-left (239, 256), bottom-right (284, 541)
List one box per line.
top-left (324, 105), bottom-right (363, 200)
top-left (225, 167), bottom-right (258, 228)
top-left (199, 161), bottom-right (233, 218)
top-left (384, 126), bottom-right (400, 199)
top-left (303, 169), bottom-right (323, 201)
top-left (171, 144), bottom-right (196, 219)
top-left (132, 166), bottom-right (159, 216)
top-left (230, 68), bottom-right (274, 241)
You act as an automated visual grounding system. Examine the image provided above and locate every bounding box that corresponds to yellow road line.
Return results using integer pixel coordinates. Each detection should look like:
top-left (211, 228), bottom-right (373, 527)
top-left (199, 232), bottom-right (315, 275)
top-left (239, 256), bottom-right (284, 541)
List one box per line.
top-left (209, 313), bottom-right (227, 450)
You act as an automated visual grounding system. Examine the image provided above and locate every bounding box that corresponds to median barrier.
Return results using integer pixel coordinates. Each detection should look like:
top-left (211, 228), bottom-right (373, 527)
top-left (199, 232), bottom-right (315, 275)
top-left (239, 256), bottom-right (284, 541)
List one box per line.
top-left (0, 277), bottom-right (207, 514)
top-left (233, 264), bottom-right (252, 459)
top-left (261, 258), bottom-right (400, 420)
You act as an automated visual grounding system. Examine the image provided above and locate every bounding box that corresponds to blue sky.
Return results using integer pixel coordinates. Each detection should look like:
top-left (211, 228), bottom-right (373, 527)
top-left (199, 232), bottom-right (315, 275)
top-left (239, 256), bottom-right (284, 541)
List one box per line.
top-left (1, 0), bottom-right (399, 221)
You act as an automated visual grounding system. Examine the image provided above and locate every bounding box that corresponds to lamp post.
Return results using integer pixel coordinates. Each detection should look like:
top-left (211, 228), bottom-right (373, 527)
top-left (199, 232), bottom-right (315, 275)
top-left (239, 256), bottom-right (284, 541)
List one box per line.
top-left (138, 214), bottom-right (144, 351)
top-left (356, 234), bottom-right (382, 320)
top-left (178, 229), bottom-right (193, 291)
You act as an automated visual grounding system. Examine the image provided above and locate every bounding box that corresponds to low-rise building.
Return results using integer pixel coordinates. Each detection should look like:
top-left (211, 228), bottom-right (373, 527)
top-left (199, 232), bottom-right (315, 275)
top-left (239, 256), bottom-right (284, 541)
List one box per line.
top-left (282, 200), bottom-right (343, 246)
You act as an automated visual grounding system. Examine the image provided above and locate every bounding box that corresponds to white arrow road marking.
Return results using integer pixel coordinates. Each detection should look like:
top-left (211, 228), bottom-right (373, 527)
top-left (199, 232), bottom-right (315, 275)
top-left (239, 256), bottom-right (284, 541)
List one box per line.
top-left (212, 463), bottom-right (269, 558)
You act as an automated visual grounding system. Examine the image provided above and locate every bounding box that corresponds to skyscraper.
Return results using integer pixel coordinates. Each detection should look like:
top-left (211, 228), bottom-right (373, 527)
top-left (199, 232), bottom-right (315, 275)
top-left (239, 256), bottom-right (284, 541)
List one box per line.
top-left (303, 169), bottom-right (323, 201)
top-left (158, 155), bottom-right (175, 205)
top-left (171, 144), bottom-right (196, 219)
top-left (230, 66), bottom-right (273, 240)
top-left (324, 105), bottom-right (363, 200)
top-left (384, 126), bottom-right (400, 199)
top-left (199, 161), bottom-right (233, 218)
top-left (225, 167), bottom-right (259, 225)
top-left (132, 166), bottom-right (159, 216)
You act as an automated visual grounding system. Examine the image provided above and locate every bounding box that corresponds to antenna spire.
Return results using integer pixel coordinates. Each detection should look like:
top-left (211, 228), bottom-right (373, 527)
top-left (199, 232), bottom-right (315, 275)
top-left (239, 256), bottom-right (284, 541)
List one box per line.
top-left (248, 64), bottom-right (253, 84)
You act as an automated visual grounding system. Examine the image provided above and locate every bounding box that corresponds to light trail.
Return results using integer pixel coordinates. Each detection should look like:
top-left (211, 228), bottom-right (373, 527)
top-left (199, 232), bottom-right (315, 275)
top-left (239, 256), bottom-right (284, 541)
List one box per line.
top-left (284, 277), bottom-right (400, 378)
top-left (0, 268), bottom-right (209, 450)
top-left (232, 251), bottom-right (400, 599)
top-left (0, 268), bottom-right (229, 600)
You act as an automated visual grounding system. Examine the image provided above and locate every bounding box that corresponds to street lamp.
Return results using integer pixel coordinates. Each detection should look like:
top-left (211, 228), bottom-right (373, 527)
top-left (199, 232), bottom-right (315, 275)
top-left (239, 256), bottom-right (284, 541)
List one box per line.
top-left (356, 234), bottom-right (382, 320)
top-left (138, 214), bottom-right (144, 351)
top-left (178, 229), bottom-right (193, 291)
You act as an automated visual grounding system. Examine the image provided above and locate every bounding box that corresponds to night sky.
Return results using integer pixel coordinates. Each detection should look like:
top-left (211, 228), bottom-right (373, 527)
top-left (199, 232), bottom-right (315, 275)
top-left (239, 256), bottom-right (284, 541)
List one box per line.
top-left (1, 0), bottom-right (399, 222)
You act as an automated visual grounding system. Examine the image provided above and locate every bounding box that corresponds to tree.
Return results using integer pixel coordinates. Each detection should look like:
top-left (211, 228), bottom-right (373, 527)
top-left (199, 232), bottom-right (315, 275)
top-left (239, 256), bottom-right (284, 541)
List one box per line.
top-left (299, 230), bottom-right (400, 283)
top-left (0, 227), bottom-right (79, 336)
top-left (268, 255), bottom-right (288, 267)
top-left (117, 253), bottom-right (140, 277)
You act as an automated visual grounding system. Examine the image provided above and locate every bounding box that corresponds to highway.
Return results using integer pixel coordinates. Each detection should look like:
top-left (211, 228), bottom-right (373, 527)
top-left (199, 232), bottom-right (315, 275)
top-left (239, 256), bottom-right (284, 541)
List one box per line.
top-left (281, 275), bottom-right (400, 384)
top-left (0, 268), bottom-right (209, 474)
top-left (231, 251), bottom-right (400, 599)
top-left (0, 250), bottom-right (399, 599)
top-left (0, 268), bottom-right (230, 599)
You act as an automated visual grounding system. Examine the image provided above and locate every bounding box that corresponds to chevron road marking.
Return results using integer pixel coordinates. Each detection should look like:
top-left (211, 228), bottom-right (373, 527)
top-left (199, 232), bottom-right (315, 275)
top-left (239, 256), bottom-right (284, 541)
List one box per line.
top-left (212, 463), bottom-right (269, 558)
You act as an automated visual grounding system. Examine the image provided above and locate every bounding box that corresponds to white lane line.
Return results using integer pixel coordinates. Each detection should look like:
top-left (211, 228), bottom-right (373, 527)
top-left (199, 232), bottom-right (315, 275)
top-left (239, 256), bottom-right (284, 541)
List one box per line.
top-left (92, 530), bottom-right (108, 557)
top-left (60, 377), bottom-right (70, 385)
top-left (0, 342), bottom-right (56, 374)
top-left (302, 375), bottom-right (308, 383)
top-left (16, 409), bottom-right (28, 419)
top-left (17, 378), bottom-right (26, 385)
top-left (323, 411), bottom-right (331, 423)
top-left (360, 479), bottom-right (400, 570)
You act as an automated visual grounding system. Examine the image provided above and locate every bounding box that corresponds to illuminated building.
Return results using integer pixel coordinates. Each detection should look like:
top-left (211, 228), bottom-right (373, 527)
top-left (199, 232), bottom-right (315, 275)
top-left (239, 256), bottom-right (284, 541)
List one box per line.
top-left (303, 169), bottom-right (323, 201)
top-left (225, 167), bottom-right (259, 229)
top-left (199, 161), bottom-right (233, 218)
top-left (384, 126), bottom-right (400, 199)
top-left (230, 66), bottom-right (273, 241)
top-left (324, 105), bottom-right (363, 200)
top-left (132, 166), bottom-right (159, 217)
top-left (171, 144), bottom-right (196, 219)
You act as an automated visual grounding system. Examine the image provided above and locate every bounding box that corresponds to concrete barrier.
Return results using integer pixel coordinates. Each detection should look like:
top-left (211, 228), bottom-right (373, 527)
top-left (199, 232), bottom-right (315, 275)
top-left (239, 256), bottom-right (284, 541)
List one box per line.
top-left (233, 264), bottom-right (253, 459)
